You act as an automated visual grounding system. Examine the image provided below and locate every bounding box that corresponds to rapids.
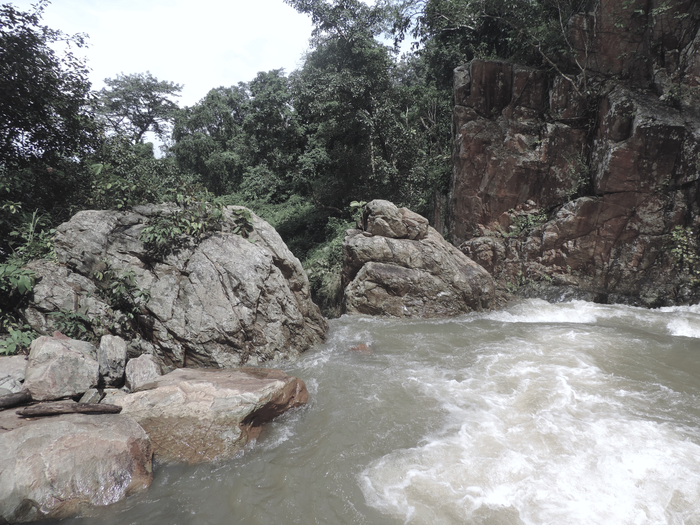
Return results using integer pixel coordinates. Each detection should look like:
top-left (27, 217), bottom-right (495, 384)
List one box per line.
top-left (55, 299), bottom-right (700, 525)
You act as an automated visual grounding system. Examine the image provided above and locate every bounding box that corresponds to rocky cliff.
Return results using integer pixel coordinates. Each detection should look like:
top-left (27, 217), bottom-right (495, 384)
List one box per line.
top-left (449, 1), bottom-right (700, 306)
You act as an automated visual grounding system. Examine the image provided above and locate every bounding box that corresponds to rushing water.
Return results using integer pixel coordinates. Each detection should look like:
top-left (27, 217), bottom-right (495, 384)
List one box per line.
top-left (58, 299), bottom-right (700, 525)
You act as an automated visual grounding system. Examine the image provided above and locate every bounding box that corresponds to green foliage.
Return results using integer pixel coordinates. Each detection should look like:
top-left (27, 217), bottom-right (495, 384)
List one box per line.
top-left (139, 193), bottom-right (252, 259)
top-left (6, 210), bottom-right (56, 264)
top-left (0, 0), bottom-right (98, 168)
top-left (303, 216), bottom-right (355, 317)
top-left (93, 261), bottom-right (151, 334)
top-left (0, 263), bottom-right (36, 354)
top-left (501, 210), bottom-right (548, 237)
top-left (0, 325), bottom-right (37, 355)
top-left (670, 226), bottom-right (700, 285)
top-left (96, 71), bottom-right (182, 144)
top-left (47, 309), bottom-right (94, 341)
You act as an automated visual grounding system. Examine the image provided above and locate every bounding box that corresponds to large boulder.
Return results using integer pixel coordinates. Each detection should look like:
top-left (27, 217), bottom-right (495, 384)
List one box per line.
top-left (98, 335), bottom-right (127, 387)
top-left (111, 367), bottom-right (309, 464)
top-left (342, 201), bottom-right (496, 317)
top-left (24, 336), bottom-right (99, 401)
top-left (0, 414), bottom-right (152, 523)
top-left (22, 205), bottom-right (327, 368)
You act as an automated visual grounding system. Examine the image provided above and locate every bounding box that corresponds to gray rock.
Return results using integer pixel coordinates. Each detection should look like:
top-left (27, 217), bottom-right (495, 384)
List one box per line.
top-left (0, 414), bottom-right (152, 523)
top-left (0, 355), bottom-right (27, 394)
top-left (101, 388), bottom-right (129, 404)
top-left (98, 335), bottom-right (127, 386)
top-left (112, 367), bottom-right (308, 464)
top-left (361, 199), bottom-right (429, 240)
top-left (24, 206), bottom-right (327, 368)
top-left (79, 388), bottom-right (102, 404)
top-left (125, 354), bottom-right (162, 392)
top-left (24, 336), bottom-right (99, 401)
top-left (343, 203), bottom-right (496, 317)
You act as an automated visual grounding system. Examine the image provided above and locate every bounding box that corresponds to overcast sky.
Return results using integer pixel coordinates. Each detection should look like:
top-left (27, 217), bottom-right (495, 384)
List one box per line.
top-left (11, 0), bottom-right (315, 107)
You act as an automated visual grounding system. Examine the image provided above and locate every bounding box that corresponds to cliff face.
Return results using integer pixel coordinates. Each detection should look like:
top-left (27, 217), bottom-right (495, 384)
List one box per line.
top-left (449, 1), bottom-right (700, 306)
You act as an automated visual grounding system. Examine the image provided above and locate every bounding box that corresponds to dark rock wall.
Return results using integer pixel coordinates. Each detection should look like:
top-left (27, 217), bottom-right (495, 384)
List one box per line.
top-left (449, 2), bottom-right (700, 306)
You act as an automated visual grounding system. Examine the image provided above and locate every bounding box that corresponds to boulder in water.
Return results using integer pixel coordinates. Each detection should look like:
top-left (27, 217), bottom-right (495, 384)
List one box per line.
top-left (343, 201), bottom-right (496, 317)
top-left (111, 367), bottom-right (309, 464)
top-left (0, 414), bottom-right (152, 523)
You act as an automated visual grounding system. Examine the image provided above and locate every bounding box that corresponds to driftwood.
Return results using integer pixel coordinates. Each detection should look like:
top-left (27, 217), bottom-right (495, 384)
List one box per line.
top-left (0, 390), bottom-right (32, 410)
top-left (16, 402), bottom-right (122, 418)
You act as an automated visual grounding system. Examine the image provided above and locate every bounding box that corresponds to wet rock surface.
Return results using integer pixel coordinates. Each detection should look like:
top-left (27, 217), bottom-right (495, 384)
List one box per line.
top-left (111, 367), bottom-right (309, 464)
top-left (343, 201), bottom-right (496, 317)
top-left (0, 414), bottom-right (152, 523)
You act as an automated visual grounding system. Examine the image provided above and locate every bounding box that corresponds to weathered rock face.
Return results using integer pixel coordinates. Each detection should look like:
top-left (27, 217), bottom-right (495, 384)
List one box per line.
top-left (125, 354), bottom-right (162, 391)
top-left (343, 201), bottom-right (496, 317)
top-left (24, 336), bottom-right (99, 401)
top-left (23, 205), bottom-right (328, 368)
top-left (98, 335), bottom-right (127, 387)
top-left (0, 414), bottom-right (152, 523)
top-left (111, 367), bottom-right (308, 464)
top-left (449, 4), bottom-right (700, 306)
top-left (0, 355), bottom-right (27, 395)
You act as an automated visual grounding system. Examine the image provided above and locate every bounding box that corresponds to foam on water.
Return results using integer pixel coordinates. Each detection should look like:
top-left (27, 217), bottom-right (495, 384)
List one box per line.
top-left (359, 303), bottom-right (700, 524)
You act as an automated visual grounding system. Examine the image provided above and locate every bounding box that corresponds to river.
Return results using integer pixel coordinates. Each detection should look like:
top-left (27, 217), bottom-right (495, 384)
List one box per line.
top-left (56, 299), bottom-right (700, 525)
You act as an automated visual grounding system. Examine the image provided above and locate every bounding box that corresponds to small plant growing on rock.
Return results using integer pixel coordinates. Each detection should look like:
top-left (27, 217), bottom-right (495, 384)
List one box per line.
top-left (670, 226), bottom-right (700, 285)
top-left (94, 262), bottom-right (151, 335)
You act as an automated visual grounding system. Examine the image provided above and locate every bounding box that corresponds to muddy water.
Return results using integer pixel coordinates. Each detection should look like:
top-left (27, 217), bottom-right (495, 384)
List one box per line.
top-left (60, 299), bottom-right (700, 525)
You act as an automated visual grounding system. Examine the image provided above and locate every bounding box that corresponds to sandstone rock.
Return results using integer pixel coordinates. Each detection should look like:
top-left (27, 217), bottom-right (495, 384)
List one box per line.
top-left (125, 354), bottom-right (162, 391)
top-left (0, 414), bottom-right (152, 523)
top-left (98, 335), bottom-right (127, 387)
top-left (0, 355), bottom-right (27, 394)
top-left (23, 205), bottom-right (327, 368)
top-left (111, 368), bottom-right (309, 464)
top-left (24, 336), bottom-right (99, 401)
top-left (343, 202), bottom-right (495, 317)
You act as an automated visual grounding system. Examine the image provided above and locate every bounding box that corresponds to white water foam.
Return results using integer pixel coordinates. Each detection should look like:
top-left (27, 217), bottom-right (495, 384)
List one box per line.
top-left (359, 316), bottom-right (700, 525)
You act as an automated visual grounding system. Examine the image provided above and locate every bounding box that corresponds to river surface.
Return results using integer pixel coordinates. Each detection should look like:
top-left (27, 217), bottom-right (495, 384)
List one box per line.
top-left (59, 299), bottom-right (700, 525)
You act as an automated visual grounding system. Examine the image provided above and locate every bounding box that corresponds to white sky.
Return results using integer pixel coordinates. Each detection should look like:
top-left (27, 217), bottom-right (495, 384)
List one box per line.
top-left (11, 0), bottom-right (316, 107)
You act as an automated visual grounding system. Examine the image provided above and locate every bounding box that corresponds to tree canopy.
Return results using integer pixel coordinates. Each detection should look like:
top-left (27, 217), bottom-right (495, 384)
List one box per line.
top-left (0, 0), bottom-right (97, 167)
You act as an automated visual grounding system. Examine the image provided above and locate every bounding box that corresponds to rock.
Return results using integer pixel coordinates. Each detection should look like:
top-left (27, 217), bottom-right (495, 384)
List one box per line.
top-left (101, 388), bottom-right (129, 404)
top-left (98, 335), bottom-right (127, 386)
top-left (343, 202), bottom-right (496, 317)
top-left (23, 205), bottom-right (328, 368)
top-left (0, 355), bottom-right (27, 394)
top-left (79, 388), bottom-right (102, 404)
top-left (24, 336), bottom-right (99, 401)
top-left (125, 354), bottom-right (162, 391)
top-left (449, 46), bottom-right (700, 306)
top-left (111, 368), bottom-right (308, 464)
top-left (0, 414), bottom-right (152, 523)
top-left (361, 200), bottom-right (429, 240)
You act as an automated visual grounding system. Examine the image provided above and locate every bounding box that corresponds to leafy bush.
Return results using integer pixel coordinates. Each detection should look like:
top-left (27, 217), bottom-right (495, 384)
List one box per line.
top-left (93, 262), bottom-right (151, 335)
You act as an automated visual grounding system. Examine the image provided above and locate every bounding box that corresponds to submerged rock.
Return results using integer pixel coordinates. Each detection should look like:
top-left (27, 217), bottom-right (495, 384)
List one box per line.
top-left (343, 201), bottom-right (496, 317)
top-left (111, 367), bottom-right (309, 464)
top-left (0, 414), bottom-right (152, 523)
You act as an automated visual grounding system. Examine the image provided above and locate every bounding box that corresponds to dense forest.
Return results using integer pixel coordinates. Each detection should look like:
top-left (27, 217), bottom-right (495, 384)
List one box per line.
top-left (0, 0), bottom-right (607, 349)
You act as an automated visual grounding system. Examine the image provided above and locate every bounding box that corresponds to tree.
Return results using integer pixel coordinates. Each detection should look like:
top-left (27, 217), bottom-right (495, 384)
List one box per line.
top-left (0, 0), bottom-right (97, 167)
top-left (96, 72), bottom-right (182, 144)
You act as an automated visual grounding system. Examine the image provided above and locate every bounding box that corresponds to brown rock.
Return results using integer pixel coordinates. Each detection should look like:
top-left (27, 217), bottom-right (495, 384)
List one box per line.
top-left (111, 368), bottom-right (308, 464)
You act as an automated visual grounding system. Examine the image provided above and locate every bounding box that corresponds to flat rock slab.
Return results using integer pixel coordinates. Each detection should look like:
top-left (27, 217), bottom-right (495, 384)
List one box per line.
top-left (112, 367), bottom-right (308, 464)
top-left (0, 414), bottom-right (152, 523)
